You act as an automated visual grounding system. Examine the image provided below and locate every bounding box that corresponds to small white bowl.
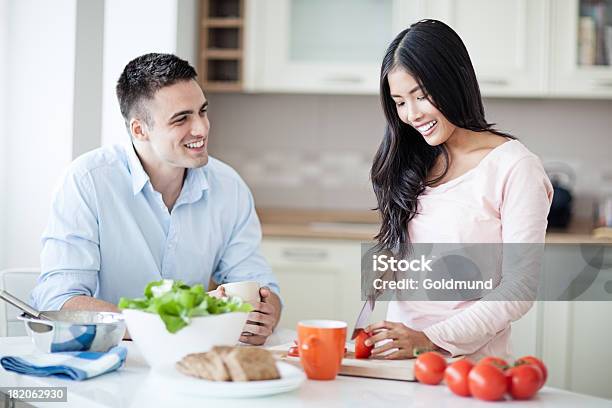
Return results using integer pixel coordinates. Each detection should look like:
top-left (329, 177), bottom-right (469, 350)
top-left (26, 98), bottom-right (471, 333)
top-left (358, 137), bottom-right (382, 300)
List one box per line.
top-left (122, 309), bottom-right (248, 367)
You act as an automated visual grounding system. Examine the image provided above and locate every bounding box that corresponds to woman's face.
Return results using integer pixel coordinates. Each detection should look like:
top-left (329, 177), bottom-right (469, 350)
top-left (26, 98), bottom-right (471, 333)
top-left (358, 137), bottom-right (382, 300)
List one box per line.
top-left (387, 67), bottom-right (457, 146)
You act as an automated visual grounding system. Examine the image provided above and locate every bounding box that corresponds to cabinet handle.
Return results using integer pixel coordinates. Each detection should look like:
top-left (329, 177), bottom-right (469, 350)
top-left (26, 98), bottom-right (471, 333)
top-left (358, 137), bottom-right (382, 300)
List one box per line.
top-left (593, 80), bottom-right (612, 88)
top-left (479, 78), bottom-right (509, 86)
top-left (281, 248), bottom-right (329, 261)
top-left (323, 75), bottom-right (364, 84)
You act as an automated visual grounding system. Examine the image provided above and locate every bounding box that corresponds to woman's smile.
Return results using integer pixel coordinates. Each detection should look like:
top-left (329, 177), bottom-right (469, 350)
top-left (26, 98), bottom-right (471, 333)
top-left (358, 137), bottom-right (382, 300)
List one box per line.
top-left (415, 120), bottom-right (438, 136)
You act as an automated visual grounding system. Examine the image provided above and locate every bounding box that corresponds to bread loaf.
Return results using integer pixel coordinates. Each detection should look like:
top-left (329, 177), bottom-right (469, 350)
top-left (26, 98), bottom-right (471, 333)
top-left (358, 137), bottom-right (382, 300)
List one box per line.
top-left (222, 347), bottom-right (280, 381)
top-left (176, 347), bottom-right (280, 382)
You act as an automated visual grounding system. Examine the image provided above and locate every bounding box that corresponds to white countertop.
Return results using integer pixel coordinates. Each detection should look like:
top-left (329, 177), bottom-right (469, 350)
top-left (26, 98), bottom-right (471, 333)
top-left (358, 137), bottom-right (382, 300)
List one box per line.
top-left (1, 334), bottom-right (610, 408)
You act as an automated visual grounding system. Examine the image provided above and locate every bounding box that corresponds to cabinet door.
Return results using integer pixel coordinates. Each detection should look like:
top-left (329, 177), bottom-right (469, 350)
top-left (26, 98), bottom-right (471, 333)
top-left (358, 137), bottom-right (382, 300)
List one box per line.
top-left (245, 0), bottom-right (417, 94)
top-left (550, 0), bottom-right (612, 98)
top-left (416, 0), bottom-right (549, 97)
top-left (261, 238), bottom-right (349, 330)
top-left (260, 237), bottom-right (386, 331)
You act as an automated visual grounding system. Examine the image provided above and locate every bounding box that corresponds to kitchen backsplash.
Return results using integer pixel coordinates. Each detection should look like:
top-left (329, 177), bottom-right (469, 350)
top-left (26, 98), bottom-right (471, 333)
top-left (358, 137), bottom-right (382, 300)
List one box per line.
top-left (207, 93), bottom-right (612, 221)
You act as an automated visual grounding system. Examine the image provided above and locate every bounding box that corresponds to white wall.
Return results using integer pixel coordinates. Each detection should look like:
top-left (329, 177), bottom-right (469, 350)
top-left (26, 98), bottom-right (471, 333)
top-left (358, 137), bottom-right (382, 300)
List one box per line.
top-left (176, 0), bottom-right (199, 67)
top-left (101, 0), bottom-right (179, 146)
top-left (3, 0), bottom-right (77, 268)
top-left (73, 0), bottom-right (105, 158)
top-left (0, 0), bottom-right (7, 269)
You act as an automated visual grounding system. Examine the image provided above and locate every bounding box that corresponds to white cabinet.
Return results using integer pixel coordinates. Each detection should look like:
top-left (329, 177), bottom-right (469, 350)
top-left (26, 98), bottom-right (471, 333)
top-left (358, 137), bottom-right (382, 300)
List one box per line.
top-left (416, 0), bottom-right (549, 97)
top-left (245, 0), bottom-right (549, 96)
top-left (245, 0), bottom-right (418, 94)
top-left (550, 0), bottom-right (612, 98)
top-left (261, 238), bottom-right (387, 330)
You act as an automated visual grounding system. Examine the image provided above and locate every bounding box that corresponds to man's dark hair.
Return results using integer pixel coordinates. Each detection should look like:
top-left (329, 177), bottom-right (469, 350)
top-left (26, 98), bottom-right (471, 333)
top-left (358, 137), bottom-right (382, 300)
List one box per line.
top-left (116, 53), bottom-right (197, 131)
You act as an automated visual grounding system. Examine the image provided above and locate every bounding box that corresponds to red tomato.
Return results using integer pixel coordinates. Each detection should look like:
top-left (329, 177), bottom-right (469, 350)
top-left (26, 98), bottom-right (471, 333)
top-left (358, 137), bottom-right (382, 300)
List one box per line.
top-left (468, 364), bottom-right (507, 401)
top-left (354, 330), bottom-right (373, 359)
top-left (414, 352), bottom-right (447, 385)
top-left (288, 345), bottom-right (299, 357)
top-left (444, 358), bottom-right (474, 397)
top-left (506, 364), bottom-right (542, 400)
top-left (515, 356), bottom-right (547, 389)
top-left (478, 356), bottom-right (509, 370)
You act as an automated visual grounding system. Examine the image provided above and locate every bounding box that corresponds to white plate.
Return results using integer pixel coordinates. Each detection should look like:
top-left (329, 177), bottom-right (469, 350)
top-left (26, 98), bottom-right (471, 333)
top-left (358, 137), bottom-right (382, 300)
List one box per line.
top-left (150, 361), bottom-right (306, 398)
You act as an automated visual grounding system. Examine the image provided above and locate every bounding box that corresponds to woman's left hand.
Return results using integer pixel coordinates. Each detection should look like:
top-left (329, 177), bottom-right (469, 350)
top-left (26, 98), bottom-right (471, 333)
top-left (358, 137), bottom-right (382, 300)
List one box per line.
top-left (364, 321), bottom-right (438, 359)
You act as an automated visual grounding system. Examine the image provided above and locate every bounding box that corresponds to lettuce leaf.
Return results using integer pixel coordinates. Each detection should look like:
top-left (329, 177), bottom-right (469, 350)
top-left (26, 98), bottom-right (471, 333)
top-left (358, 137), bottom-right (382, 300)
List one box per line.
top-left (118, 279), bottom-right (253, 333)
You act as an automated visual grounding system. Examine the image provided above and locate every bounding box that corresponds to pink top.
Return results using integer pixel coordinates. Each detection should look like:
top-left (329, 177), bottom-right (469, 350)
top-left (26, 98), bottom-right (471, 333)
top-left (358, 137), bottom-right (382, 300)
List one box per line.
top-left (386, 139), bottom-right (553, 359)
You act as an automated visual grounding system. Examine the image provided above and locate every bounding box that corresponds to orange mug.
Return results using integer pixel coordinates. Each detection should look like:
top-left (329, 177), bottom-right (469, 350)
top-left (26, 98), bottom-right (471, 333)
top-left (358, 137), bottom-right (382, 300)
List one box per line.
top-left (297, 320), bottom-right (347, 380)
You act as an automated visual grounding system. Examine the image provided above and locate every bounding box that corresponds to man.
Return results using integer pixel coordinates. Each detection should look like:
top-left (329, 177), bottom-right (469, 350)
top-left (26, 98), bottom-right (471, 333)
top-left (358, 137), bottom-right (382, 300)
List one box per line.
top-left (30, 53), bottom-right (281, 345)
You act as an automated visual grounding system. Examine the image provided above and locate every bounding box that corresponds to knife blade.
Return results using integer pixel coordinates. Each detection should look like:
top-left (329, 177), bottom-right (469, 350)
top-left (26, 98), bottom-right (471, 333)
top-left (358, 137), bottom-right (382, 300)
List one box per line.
top-left (351, 296), bottom-right (375, 340)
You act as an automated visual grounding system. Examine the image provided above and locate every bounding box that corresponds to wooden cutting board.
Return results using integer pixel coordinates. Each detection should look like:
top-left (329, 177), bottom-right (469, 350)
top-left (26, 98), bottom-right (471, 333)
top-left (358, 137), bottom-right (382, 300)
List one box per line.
top-left (268, 343), bottom-right (458, 382)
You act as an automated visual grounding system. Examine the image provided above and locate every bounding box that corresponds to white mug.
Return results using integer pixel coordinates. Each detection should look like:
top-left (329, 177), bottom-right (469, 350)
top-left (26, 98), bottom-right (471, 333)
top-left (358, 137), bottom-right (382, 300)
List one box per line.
top-left (219, 281), bottom-right (261, 306)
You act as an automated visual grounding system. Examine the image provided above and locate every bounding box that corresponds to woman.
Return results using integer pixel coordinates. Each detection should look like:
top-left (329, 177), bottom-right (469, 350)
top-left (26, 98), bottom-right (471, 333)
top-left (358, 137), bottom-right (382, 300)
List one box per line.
top-left (363, 20), bottom-right (553, 360)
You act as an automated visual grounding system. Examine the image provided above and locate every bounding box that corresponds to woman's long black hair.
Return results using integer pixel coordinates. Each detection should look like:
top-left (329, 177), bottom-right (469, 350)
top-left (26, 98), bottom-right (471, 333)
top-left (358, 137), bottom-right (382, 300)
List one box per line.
top-left (372, 19), bottom-right (513, 256)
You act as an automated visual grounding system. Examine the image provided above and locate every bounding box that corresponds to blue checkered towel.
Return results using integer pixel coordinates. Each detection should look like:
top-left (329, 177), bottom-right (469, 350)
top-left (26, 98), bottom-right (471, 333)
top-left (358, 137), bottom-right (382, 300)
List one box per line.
top-left (0, 346), bottom-right (127, 380)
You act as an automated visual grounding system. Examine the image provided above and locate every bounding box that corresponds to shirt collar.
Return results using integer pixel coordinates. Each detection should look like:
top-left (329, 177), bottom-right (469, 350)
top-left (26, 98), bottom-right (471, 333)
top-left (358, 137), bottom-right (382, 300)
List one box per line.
top-left (123, 142), bottom-right (211, 197)
top-left (190, 165), bottom-right (210, 193)
top-left (123, 142), bottom-right (150, 195)
top-left (181, 165), bottom-right (210, 204)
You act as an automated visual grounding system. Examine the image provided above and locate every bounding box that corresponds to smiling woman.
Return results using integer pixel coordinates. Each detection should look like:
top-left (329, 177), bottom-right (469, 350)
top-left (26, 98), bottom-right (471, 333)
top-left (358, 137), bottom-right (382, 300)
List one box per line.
top-left (365, 20), bottom-right (554, 360)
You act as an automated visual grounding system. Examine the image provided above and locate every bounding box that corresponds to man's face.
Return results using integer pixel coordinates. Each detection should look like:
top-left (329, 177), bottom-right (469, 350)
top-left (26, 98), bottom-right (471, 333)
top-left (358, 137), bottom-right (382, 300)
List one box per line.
top-left (139, 79), bottom-right (210, 169)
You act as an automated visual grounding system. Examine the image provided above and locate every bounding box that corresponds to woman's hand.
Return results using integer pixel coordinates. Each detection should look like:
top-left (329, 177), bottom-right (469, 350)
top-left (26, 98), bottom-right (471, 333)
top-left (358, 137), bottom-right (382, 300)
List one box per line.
top-left (364, 320), bottom-right (439, 359)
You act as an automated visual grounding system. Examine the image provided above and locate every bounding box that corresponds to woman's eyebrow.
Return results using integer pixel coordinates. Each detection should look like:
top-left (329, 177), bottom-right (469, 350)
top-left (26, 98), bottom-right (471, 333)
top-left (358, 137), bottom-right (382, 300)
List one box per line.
top-left (391, 85), bottom-right (421, 98)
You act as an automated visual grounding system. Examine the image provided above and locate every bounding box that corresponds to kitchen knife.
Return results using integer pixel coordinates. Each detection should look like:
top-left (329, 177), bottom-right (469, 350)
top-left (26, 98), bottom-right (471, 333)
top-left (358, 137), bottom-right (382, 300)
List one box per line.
top-left (351, 296), bottom-right (375, 340)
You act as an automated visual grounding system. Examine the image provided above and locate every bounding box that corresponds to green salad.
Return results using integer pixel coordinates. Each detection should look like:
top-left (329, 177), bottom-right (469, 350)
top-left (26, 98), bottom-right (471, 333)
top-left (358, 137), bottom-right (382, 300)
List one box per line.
top-left (118, 279), bottom-right (253, 333)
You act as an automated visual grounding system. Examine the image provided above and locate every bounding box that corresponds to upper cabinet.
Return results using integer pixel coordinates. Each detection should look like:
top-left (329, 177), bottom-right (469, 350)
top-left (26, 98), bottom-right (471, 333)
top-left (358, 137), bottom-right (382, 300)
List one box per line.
top-left (244, 0), bottom-right (419, 94)
top-left (416, 0), bottom-right (549, 97)
top-left (550, 0), bottom-right (612, 98)
top-left (227, 0), bottom-right (612, 98)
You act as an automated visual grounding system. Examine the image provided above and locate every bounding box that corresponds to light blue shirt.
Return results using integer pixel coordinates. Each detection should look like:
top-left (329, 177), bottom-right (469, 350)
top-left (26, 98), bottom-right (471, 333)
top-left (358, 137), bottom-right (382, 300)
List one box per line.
top-left (31, 143), bottom-right (279, 310)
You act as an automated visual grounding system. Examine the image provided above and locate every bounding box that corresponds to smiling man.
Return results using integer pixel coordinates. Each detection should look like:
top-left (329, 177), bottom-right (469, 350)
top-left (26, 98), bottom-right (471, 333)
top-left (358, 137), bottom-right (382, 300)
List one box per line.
top-left (30, 53), bottom-right (282, 345)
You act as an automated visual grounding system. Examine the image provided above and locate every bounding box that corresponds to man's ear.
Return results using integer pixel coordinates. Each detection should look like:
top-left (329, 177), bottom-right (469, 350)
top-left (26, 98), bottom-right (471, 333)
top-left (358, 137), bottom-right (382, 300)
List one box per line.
top-left (130, 118), bottom-right (149, 142)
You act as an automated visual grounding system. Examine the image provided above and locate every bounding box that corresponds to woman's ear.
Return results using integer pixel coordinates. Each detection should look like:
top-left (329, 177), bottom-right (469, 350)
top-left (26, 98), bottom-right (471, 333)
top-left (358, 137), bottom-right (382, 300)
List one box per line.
top-left (130, 118), bottom-right (148, 142)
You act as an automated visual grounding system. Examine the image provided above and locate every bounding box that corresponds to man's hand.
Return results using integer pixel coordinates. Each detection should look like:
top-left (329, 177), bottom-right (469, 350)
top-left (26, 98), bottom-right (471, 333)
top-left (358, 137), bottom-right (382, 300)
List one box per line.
top-left (364, 320), bottom-right (439, 359)
top-left (208, 286), bottom-right (226, 299)
top-left (239, 287), bottom-right (281, 346)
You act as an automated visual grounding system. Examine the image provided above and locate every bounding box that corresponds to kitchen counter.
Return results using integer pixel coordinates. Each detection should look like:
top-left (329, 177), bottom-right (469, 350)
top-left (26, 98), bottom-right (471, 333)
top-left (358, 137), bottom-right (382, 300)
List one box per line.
top-left (1, 336), bottom-right (610, 407)
top-left (258, 208), bottom-right (612, 244)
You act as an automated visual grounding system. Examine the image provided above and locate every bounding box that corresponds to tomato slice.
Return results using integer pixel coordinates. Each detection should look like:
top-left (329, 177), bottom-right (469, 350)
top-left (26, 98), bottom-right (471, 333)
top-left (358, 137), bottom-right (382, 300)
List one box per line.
top-left (507, 364), bottom-right (542, 400)
top-left (414, 351), bottom-right (447, 385)
top-left (468, 364), bottom-right (507, 401)
top-left (515, 356), bottom-right (547, 389)
top-left (288, 345), bottom-right (299, 357)
top-left (444, 358), bottom-right (474, 396)
top-left (354, 330), bottom-right (373, 359)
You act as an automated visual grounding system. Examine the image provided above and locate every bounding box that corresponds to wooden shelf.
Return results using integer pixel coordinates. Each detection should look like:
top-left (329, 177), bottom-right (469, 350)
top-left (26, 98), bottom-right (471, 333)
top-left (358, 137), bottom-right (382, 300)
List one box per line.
top-left (199, 0), bottom-right (244, 91)
top-left (203, 49), bottom-right (243, 59)
top-left (204, 18), bottom-right (243, 28)
top-left (202, 81), bottom-right (243, 92)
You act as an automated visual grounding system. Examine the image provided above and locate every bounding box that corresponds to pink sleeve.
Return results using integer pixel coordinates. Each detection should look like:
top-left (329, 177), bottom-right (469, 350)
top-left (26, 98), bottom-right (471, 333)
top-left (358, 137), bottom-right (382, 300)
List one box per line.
top-left (423, 156), bottom-right (553, 356)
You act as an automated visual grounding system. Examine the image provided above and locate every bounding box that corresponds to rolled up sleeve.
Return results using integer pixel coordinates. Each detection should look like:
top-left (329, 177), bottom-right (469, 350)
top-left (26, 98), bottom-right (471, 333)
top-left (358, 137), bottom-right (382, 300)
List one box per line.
top-left (30, 168), bottom-right (101, 311)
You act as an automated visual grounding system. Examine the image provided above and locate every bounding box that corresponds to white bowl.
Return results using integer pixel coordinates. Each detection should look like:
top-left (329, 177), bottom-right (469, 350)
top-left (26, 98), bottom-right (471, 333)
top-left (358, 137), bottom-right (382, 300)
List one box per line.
top-left (122, 309), bottom-right (248, 367)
